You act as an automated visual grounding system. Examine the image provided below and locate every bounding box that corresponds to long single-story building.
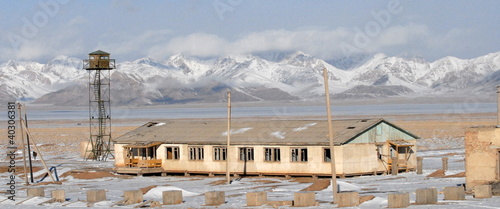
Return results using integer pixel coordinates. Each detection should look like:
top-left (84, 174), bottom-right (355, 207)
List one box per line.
top-left (113, 118), bottom-right (418, 177)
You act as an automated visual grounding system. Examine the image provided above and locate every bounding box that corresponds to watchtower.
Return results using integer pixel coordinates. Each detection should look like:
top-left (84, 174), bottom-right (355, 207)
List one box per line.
top-left (83, 50), bottom-right (115, 161)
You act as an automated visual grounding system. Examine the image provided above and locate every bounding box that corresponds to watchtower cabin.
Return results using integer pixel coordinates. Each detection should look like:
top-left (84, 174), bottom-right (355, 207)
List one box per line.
top-left (83, 50), bottom-right (115, 70)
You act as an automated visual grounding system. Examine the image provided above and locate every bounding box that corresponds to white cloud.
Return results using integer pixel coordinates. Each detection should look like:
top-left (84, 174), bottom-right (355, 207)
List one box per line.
top-left (7, 27), bottom-right (85, 61)
top-left (151, 25), bottom-right (439, 59)
top-left (152, 28), bottom-right (355, 59)
top-left (0, 14), bottom-right (89, 62)
top-left (99, 29), bottom-right (172, 58)
top-left (373, 24), bottom-right (430, 50)
top-left (0, 22), bottom-right (487, 63)
top-left (150, 32), bottom-right (226, 59)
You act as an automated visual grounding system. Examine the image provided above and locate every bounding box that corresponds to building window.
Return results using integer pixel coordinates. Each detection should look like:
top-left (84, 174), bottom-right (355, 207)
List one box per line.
top-left (188, 146), bottom-right (204, 160)
top-left (213, 147), bottom-right (227, 161)
top-left (324, 148), bottom-right (331, 162)
top-left (239, 147), bottom-right (254, 161)
top-left (291, 148), bottom-right (308, 162)
top-left (166, 146), bottom-right (179, 160)
top-left (264, 148), bottom-right (280, 162)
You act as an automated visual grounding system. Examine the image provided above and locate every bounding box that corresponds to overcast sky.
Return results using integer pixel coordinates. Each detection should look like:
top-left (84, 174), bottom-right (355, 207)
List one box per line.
top-left (0, 0), bottom-right (498, 63)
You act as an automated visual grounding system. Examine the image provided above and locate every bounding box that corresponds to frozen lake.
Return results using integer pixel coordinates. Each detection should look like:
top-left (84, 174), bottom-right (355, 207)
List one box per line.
top-left (16, 102), bottom-right (496, 121)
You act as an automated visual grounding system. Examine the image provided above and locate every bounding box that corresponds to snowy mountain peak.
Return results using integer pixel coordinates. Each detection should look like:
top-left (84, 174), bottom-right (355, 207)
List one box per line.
top-left (6, 60), bottom-right (18, 67)
top-left (287, 50), bottom-right (308, 58)
top-left (3, 60), bottom-right (19, 72)
top-left (281, 51), bottom-right (320, 68)
top-left (46, 55), bottom-right (82, 69)
top-left (372, 53), bottom-right (388, 60)
top-left (166, 54), bottom-right (197, 68)
top-left (165, 54), bottom-right (186, 64)
top-left (1, 51), bottom-right (499, 105)
top-left (133, 57), bottom-right (163, 67)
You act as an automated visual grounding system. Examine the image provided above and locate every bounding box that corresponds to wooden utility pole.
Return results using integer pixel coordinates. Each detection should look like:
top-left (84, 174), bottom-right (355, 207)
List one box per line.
top-left (17, 103), bottom-right (29, 185)
top-left (226, 91), bottom-right (231, 184)
top-left (24, 112), bottom-right (34, 183)
top-left (17, 104), bottom-right (56, 183)
top-left (323, 68), bottom-right (338, 203)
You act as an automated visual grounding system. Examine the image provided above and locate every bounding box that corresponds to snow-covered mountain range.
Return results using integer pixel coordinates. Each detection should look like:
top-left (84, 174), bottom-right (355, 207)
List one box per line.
top-left (1, 51), bottom-right (499, 105)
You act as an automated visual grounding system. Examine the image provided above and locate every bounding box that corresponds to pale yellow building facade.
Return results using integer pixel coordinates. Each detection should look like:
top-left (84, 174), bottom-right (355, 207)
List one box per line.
top-left (465, 127), bottom-right (500, 193)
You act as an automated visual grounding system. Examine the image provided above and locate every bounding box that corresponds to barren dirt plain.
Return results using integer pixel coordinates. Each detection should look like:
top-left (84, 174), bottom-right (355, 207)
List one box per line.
top-left (1, 111), bottom-right (495, 174)
top-left (1, 110), bottom-right (498, 208)
top-left (15, 112), bottom-right (496, 155)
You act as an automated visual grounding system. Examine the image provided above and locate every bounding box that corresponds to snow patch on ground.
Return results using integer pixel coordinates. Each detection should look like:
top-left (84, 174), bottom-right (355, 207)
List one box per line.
top-left (325, 180), bottom-right (362, 192)
top-left (144, 186), bottom-right (200, 200)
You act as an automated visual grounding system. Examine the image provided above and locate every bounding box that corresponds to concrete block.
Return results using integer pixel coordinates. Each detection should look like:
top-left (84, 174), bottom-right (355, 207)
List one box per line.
top-left (337, 192), bottom-right (360, 207)
top-left (51, 190), bottom-right (66, 202)
top-left (205, 191), bottom-right (225, 206)
top-left (246, 192), bottom-right (267, 206)
top-left (80, 141), bottom-right (93, 158)
top-left (163, 190), bottom-right (183, 205)
top-left (87, 190), bottom-right (106, 202)
top-left (266, 200), bottom-right (293, 207)
top-left (415, 188), bottom-right (437, 204)
top-left (492, 182), bottom-right (500, 195)
top-left (27, 187), bottom-right (45, 197)
top-left (416, 157), bottom-right (423, 175)
top-left (150, 201), bottom-right (161, 207)
top-left (444, 186), bottom-right (465, 200)
top-left (392, 157), bottom-right (399, 176)
top-left (124, 190), bottom-right (143, 204)
top-left (387, 192), bottom-right (410, 208)
top-left (474, 185), bottom-right (492, 198)
top-left (442, 157), bottom-right (448, 171)
top-left (293, 192), bottom-right (316, 207)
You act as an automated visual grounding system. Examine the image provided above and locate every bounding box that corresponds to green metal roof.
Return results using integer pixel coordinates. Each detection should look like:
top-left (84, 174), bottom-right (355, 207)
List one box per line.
top-left (89, 50), bottom-right (109, 55)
